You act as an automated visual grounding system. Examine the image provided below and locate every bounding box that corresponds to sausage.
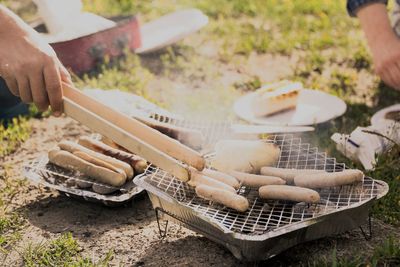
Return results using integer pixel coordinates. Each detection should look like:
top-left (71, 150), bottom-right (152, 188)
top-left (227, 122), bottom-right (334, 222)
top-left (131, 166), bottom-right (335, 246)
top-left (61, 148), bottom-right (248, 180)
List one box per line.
top-left (100, 136), bottom-right (127, 150)
top-left (58, 140), bottom-right (134, 179)
top-left (195, 184), bottom-right (249, 212)
top-left (259, 185), bottom-right (320, 203)
top-left (294, 169), bottom-right (364, 189)
top-left (202, 169), bottom-right (240, 189)
top-left (73, 151), bottom-right (125, 175)
top-left (78, 136), bottom-right (148, 175)
top-left (260, 167), bottom-right (325, 184)
top-left (74, 176), bottom-right (93, 189)
top-left (92, 184), bottom-right (118, 195)
top-left (188, 171), bottom-right (236, 194)
top-left (48, 149), bottom-right (127, 187)
top-left (228, 170), bottom-right (286, 187)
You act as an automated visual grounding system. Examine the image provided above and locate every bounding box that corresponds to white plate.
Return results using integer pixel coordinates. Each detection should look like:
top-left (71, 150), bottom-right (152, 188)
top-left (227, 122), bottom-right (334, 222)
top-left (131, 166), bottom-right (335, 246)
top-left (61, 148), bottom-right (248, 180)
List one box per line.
top-left (83, 88), bottom-right (175, 118)
top-left (135, 9), bottom-right (208, 54)
top-left (233, 89), bottom-right (347, 126)
top-left (371, 104), bottom-right (400, 125)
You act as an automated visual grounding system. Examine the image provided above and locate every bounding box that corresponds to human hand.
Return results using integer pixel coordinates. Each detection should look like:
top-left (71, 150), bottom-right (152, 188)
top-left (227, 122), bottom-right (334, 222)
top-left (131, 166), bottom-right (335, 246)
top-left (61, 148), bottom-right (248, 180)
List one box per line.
top-left (356, 3), bottom-right (400, 91)
top-left (369, 35), bottom-right (400, 91)
top-left (0, 6), bottom-right (73, 116)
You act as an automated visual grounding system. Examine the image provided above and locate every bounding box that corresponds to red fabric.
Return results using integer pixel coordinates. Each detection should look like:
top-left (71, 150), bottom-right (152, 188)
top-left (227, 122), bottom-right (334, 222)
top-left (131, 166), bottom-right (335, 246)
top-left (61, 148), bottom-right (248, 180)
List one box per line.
top-left (50, 16), bottom-right (141, 75)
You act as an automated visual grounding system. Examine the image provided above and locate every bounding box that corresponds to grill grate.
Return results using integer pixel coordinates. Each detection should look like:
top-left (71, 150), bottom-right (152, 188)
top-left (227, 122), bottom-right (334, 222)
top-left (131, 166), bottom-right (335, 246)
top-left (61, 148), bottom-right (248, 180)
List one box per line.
top-left (141, 134), bottom-right (382, 235)
top-left (149, 113), bottom-right (233, 149)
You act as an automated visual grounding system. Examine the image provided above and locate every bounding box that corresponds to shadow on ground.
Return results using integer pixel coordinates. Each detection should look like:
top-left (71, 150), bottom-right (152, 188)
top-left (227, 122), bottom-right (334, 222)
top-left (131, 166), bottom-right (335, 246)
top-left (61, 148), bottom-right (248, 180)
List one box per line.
top-left (136, 215), bottom-right (398, 266)
top-left (19, 192), bottom-right (155, 240)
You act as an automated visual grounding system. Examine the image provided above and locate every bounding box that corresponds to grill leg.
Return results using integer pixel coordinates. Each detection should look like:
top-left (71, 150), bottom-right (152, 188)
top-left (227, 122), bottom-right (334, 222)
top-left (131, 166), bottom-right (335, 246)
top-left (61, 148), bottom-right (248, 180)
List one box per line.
top-left (359, 214), bottom-right (372, 241)
top-left (155, 208), bottom-right (169, 239)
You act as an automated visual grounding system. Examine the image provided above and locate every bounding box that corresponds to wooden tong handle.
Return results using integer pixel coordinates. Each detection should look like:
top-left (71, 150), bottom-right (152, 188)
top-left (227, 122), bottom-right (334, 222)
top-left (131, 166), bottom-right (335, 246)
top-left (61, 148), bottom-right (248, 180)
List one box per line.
top-left (64, 98), bottom-right (190, 181)
top-left (62, 83), bottom-right (205, 171)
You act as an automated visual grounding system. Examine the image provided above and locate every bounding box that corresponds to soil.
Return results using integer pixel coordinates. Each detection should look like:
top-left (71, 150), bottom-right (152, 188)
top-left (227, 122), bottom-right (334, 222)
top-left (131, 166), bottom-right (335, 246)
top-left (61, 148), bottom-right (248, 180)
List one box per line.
top-left (1, 116), bottom-right (399, 266)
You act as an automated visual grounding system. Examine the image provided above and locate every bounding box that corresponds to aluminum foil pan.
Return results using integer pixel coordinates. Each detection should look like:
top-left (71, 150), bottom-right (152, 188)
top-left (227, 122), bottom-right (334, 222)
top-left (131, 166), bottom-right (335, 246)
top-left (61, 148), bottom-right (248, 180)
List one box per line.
top-left (134, 134), bottom-right (389, 261)
top-left (24, 155), bottom-right (144, 207)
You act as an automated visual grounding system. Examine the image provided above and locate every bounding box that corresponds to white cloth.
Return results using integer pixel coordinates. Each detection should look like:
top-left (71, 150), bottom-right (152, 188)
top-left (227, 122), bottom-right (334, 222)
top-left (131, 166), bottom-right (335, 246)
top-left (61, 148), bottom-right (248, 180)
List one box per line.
top-left (331, 119), bottom-right (399, 170)
top-left (33, 0), bottom-right (116, 42)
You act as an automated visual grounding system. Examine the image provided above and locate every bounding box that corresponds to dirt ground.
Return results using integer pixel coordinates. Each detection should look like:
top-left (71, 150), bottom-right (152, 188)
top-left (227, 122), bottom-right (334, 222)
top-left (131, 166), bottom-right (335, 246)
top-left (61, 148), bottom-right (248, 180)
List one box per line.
top-left (1, 116), bottom-right (399, 266)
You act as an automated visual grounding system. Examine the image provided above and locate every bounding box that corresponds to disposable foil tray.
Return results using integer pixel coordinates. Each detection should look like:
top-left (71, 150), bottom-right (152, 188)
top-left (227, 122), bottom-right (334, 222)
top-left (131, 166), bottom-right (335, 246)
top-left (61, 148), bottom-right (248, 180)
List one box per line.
top-left (134, 134), bottom-right (389, 261)
top-left (24, 155), bottom-right (144, 206)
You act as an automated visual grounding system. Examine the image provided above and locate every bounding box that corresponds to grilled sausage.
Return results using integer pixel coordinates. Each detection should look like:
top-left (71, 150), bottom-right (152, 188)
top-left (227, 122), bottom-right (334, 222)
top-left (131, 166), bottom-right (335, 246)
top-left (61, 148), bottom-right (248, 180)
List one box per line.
top-left (188, 171), bottom-right (236, 194)
top-left (78, 136), bottom-right (147, 175)
top-left (294, 169), bottom-right (364, 189)
top-left (259, 185), bottom-right (320, 203)
top-left (202, 169), bottom-right (240, 189)
top-left (228, 170), bottom-right (286, 187)
top-left (48, 149), bottom-right (127, 187)
top-left (260, 167), bottom-right (325, 184)
top-left (58, 140), bottom-right (134, 179)
top-left (73, 151), bottom-right (125, 175)
top-left (195, 184), bottom-right (249, 212)
top-left (92, 184), bottom-right (118, 195)
top-left (75, 179), bottom-right (93, 189)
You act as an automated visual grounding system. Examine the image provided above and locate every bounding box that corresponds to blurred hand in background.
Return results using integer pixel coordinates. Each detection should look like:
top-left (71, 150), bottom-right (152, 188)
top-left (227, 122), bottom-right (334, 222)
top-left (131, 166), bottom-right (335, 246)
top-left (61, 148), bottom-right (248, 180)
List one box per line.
top-left (353, 2), bottom-right (400, 91)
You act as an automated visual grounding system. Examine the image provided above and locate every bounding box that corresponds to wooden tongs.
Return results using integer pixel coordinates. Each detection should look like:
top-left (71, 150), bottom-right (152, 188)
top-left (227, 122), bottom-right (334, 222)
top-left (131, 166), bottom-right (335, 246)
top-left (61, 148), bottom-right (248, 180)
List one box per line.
top-left (62, 83), bottom-right (205, 181)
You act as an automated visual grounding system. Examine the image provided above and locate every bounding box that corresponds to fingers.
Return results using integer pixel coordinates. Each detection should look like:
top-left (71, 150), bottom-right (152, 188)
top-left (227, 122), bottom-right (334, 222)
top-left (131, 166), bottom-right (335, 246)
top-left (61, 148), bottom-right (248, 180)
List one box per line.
top-left (59, 64), bottom-right (72, 85)
top-left (29, 68), bottom-right (49, 111)
top-left (388, 67), bottom-right (400, 89)
top-left (4, 77), bottom-right (19, 97)
top-left (376, 57), bottom-right (400, 90)
top-left (393, 62), bottom-right (400, 90)
top-left (377, 64), bottom-right (399, 89)
top-left (43, 63), bottom-right (63, 116)
top-left (17, 76), bottom-right (33, 103)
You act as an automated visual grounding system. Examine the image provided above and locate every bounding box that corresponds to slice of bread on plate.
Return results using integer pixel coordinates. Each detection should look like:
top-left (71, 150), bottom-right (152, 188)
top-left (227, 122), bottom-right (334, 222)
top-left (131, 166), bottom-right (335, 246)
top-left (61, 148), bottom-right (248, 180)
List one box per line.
top-left (252, 81), bottom-right (303, 117)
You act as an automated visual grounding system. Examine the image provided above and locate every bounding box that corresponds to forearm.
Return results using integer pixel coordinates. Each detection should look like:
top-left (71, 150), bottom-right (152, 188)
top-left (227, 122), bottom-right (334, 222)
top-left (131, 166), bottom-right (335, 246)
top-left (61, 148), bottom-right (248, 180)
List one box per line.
top-left (0, 5), bottom-right (30, 38)
top-left (356, 3), bottom-right (398, 51)
top-left (355, 3), bottom-right (400, 90)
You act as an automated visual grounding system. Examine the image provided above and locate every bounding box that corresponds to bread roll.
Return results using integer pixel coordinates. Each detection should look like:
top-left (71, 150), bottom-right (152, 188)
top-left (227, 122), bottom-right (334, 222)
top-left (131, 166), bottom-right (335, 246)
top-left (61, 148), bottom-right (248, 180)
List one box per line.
top-left (252, 81), bottom-right (302, 117)
top-left (211, 140), bottom-right (280, 173)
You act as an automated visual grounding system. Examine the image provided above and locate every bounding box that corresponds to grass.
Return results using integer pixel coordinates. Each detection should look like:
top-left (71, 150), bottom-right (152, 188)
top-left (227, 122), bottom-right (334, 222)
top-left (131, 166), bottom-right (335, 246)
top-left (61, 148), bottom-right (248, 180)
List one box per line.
top-left (0, 165), bottom-right (28, 260)
top-left (0, 117), bottom-right (31, 158)
top-left (23, 233), bottom-right (113, 267)
top-left (369, 147), bottom-right (400, 226)
top-left (0, 213), bottom-right (25, 256)
top-left (309, 236), bottom-right (400, 267)
top-left (74, 52), bottom-right (154, 99)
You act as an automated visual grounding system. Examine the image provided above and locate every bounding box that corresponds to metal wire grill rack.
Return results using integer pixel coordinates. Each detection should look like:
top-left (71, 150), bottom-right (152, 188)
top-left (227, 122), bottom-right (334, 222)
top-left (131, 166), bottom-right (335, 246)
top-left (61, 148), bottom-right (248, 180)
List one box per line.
top-left (148, 113), bottom-right (233, 149)
top-left (139, 134), bottom-right (386, 235)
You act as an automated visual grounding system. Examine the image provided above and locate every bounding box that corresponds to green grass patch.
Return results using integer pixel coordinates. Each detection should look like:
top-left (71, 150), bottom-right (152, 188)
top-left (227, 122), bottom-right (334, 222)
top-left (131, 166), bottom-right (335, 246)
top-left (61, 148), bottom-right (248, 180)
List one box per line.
top-left (0, 213), bottom-right (25, 255)
top-left (23, 233), bottom-right (113, 267)
top-left (74, 53), bottom-right (154, 99)
top-left (369, 147), bottom-right (400, 226)
top-left (233, 76), bottom-right (262, 92)
top-left (309, 236), bottom-right (400, 266)
top-left (0, 117), bottom-right (31, 157)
